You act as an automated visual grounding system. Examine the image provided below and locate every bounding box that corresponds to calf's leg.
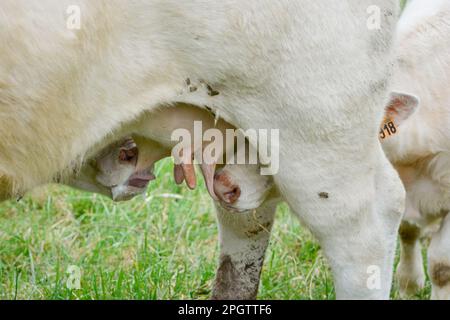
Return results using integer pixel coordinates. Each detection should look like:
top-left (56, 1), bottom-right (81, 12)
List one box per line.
top-left (428, 214), bottom-right (450, 300)
top-left (395, 219), bottom-right (425, 298)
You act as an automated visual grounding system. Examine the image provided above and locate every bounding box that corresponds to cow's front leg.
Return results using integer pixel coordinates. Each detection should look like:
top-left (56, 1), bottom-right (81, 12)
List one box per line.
top-left (273, 145), bottom-right (405, 299)
top-left (211, 199), bottom-right (277, 300)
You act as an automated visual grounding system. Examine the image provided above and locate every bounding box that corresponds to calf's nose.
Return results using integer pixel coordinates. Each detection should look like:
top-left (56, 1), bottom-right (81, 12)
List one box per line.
top-left (213, 171), bottom-right (241, 204)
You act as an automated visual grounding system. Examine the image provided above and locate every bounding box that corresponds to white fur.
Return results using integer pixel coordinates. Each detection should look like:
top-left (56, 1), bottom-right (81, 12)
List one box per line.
top-left (0, 0), bottom-right (402, 299)
top-left (397, 0), bottom-right (449, 35)
top-left (382, 0), bottom-right (450, 299)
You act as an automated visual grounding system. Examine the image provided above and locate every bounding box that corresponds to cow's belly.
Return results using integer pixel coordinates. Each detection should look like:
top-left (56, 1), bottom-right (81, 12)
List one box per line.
top-left (173, 0), bottom-right (398, 135)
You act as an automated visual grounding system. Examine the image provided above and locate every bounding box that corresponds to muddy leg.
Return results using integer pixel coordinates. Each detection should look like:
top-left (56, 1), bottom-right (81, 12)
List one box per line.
top-left (395, 219), bottom-right (425, 298)
top-left (211, 199), bottom-right (278, 300)
top-left (428, 214), bottom-right (450, 300)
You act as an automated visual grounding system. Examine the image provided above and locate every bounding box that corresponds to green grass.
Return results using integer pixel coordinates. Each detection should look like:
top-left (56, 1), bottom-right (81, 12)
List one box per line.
top-left (0, 160), bottom-right (432, 299)
top-left (400, 0), bottom-right (407, 10)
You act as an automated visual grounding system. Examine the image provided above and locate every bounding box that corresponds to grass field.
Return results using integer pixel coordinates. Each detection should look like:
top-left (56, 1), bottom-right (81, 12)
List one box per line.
top-left (0, 160), bottom-right (431, 300)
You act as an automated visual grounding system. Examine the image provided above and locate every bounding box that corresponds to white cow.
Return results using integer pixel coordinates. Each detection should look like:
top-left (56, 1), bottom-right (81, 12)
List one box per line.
top-left (0, 1), bottom-right (402, 299)
top-left (382, 0), bottom-right (450, 299)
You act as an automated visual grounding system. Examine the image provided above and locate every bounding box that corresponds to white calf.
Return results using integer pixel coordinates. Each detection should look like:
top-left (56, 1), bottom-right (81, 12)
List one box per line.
top-left (379, 0), bottom-right (450, 299)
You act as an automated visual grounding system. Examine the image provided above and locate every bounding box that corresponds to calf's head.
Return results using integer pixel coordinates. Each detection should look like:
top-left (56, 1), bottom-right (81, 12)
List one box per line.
top-left (69, 137), bottom-right (156, 201)
top-left (379, 91), bottom-right (419, 156)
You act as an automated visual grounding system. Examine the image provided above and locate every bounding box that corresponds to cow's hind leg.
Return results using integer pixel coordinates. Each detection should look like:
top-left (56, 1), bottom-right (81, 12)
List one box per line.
top-left (211, 199), bottom-right (278, 300)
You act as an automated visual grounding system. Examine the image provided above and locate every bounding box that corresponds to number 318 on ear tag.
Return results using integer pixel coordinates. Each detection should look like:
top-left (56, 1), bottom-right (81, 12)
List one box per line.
top-left (379, 117), bottom-right (397, 140)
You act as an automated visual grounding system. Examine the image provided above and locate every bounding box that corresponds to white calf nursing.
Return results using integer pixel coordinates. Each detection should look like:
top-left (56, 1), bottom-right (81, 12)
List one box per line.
top-left (382, 0), bottom-right (450, 299)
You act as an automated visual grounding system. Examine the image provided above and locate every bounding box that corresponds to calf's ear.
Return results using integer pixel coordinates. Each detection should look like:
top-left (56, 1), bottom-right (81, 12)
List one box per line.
top-left (385, 92), bottom-right (419, 126)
